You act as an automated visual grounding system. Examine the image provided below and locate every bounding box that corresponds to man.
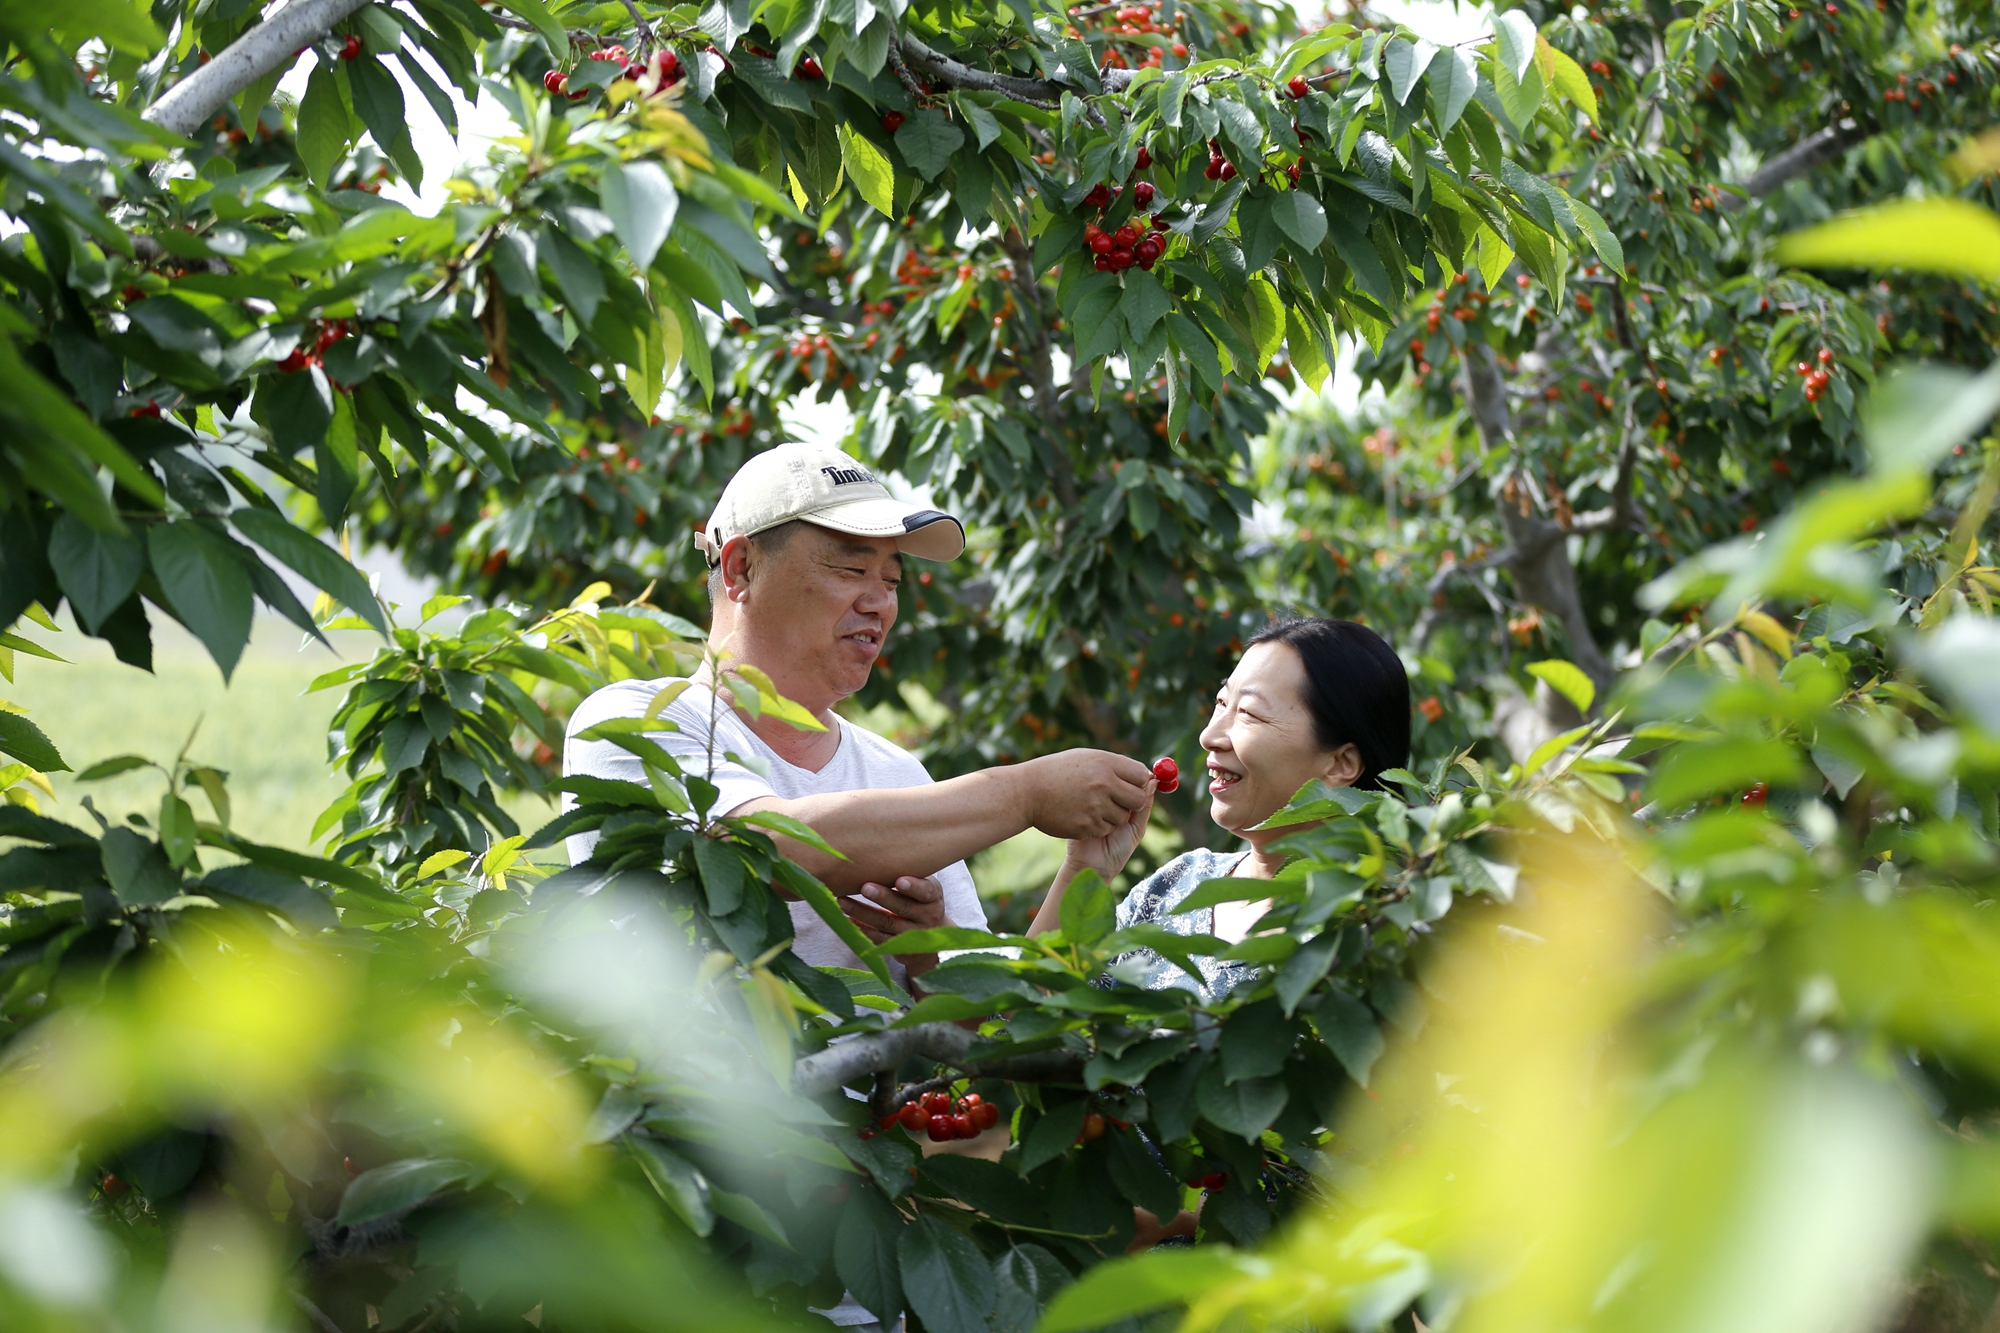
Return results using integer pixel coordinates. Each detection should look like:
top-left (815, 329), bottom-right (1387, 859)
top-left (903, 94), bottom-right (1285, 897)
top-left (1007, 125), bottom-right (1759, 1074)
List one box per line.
top-left (563, 442), bottom-right (1155, 983)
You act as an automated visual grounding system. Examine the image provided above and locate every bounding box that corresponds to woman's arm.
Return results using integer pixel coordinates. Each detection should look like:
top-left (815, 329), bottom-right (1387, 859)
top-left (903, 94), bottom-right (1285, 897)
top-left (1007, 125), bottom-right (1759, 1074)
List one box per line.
top-left (1028, 789), bottom-right (1155, 936)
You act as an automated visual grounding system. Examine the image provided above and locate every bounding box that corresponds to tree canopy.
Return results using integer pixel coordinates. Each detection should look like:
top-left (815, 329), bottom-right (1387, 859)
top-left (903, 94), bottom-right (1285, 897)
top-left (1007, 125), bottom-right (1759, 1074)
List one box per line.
top-left (4, 0), bottom-right (2000, 1329)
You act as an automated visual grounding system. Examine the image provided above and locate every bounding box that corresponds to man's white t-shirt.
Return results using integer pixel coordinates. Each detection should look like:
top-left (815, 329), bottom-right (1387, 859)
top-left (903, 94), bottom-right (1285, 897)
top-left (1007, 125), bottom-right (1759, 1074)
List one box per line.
top-left (561, 679), bottom-right (985, 980)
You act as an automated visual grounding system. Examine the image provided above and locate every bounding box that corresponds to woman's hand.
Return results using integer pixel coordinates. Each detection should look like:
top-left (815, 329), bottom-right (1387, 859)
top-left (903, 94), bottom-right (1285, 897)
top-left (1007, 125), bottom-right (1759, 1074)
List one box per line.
top-left (1062, 780), bottom-right (1155, 882)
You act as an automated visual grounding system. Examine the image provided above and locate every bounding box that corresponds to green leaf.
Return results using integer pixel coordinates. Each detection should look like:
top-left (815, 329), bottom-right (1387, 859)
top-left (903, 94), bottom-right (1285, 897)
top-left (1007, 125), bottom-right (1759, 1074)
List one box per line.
top-left (1058, 868), bottom-right (1115, 947)
top-left (100, 826), bottom-right (181, 906)
top-left (493, 0), bottom-right (568, 58)
top-left (1246, 278), bottom-right (1284, 370)
top-left (1646, 737), bottom-right (1807, 809)
top-left (1018, 1100), bottom-right (1087, 1175)
top-left (200, 864), bottom-right (337, 930)
top-left (1270, 190), bottom-right (1328, 253)
top-left (1314, 988), bottom-right (1384, 1086)
top-left (1274, 929), bottom-right (1340, 1016)
top-left (1195, 1062), bottom-right (1287, 1137)
top-left (1072, 285), bottom-right (1124, 365)
top-left (834, 1185), bottom-right (905, 1323)
top-left (1119, 269), bottom-right (1172, 344)
top-left (1105, 1127), bottom-right (1181, 1220)
top-left (1862, 362), bottom-right (2000, 478)
top-left (1383, 37), bottom-right (1437, 105)
top-left (337, 1158), bottom-right (478, 1226)
top-left (871, 924), bottom-right (1011, 954)
top-left (1781, 196), bottom-right (2000, 279)
top-left (711, 1188), bottom-right (790, 1246)
top-left (840, 125), bottom-right (896, 217)
top-left (158, 791), bottom-right (196, 867)
top-left (1491, 54), bottom-right (1545, 133)
top-left (600, 160), bottom-right (678, 271)
top-left (346, 56), bottom-right (423, 189)
top-left (48, 514), bottom-right (142, 634)
top-left (898, 1213), bottom-right (995, 1333)
top-left (1542, 38), bottom-right (1597, 121)
top-left (1219, 999), bottom-right (1292, 1083)
top-left (297, 64), bottom-right (350, 188)
top-left (736, 809), bottom-right (847, 859)
top-left (690, 834), bottom-right (747, 914)
top-left (1426, 45), bottom-right (1477, 133)
top-left (626, 1133), bottom-right (714, 1236)
top-left (1037, 1246), bottom-right (1262, 1333)
top-left (894, 110), bottom-right (964, 182)
top-left (76, 754), bottom-right (148, 780)
top-left (1566, 193), bottom-right (1625, 273)
top-left (1526, 659), bottom-right (1596, 714)
top-left (1491, 8), bottom-right (1537, 80)
top-left (230, 507), bottom-right (389, 638)
top-left (0, 709), bottom-right (64, 773)
top-left (146, 522), bottom-right (252, 680)
top-left (541, 226), bottom-right (606, 328)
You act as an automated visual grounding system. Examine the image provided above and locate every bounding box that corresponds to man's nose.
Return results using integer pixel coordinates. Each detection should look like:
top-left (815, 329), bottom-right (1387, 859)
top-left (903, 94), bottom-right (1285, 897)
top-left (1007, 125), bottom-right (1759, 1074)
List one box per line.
top-left (856, 581), bottom-right (897, 614)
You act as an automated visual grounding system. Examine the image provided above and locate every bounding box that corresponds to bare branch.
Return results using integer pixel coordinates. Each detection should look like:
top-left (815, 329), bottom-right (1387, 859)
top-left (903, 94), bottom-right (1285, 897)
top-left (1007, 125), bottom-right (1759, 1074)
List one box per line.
top-left (896, 33), bottom-right (1132, 112)
top-left (1409, 547), bottom-right (1511, 651)
top-left (793, 1021), bottom-right (1086, 1097)
top-left (1721, 119), bottom-right (1869, 210)
top-left (1460, 343), bottom-right (1614, 691)
top-left (144, 0), bottom-right (374, 138)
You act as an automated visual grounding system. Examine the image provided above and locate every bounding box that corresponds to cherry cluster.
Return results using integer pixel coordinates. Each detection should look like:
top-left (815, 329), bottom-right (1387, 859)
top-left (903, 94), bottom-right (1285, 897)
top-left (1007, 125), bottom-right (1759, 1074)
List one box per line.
top-left (880, 1090), bottom-right (1002, 1141)
top-left (1794, 347), bottom-right (1837, 401)
top-left (277, 319), bottom-right (351, 374)
top-left (1152, 756), bottom-right (1179, 793)
top-left (543, 46), bottom-right (684, 100)
top-left (1202, 139), bottom-right (1239, 181)
top-left (1185, 1171), bottom-right (1229, 1191)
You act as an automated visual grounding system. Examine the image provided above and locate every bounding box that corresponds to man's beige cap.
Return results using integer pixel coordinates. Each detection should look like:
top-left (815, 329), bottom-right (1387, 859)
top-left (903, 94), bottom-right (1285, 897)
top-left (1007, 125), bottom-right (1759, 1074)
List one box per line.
top-left (692, 442), bottom-right (965, 566)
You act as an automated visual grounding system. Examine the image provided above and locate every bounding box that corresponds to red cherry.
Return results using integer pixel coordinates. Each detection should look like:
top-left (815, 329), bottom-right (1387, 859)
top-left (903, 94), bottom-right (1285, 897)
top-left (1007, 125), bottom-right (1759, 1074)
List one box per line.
top-left (1152, 756), bottom-right (1179, 792)
top-left (1817, 347), bottom-right (1834, 363)
top-left (120, 285), bottom-right (144, 302)
top-left (1089, 233), bottom-right (1114, 255)
top-left (130, 402), bottom-right (161, 417)
top-left (974, 1102), bottom-right (1001, 1130)
top-left (344, 1156), bottom-right (360, 1177)
top-left (1094, 253), bottom-right (1112, 270)
top-left (656, 49), bottom-right (682, 77)
top-left (796, 55), bottom-right (823, 79)
top-left (340, 35), bottom-right (360, 61)
top-left (927, 1114), bottom-right (953, 1142)
top-left (1135, 237), bottom-right (1162, 263)
top-left (1134, 145), bottom-right (1152, 169)
top-left (883, 110), bottom-right (907, 132)
top-left (898, 1102), bottom-right (927, 1131)
top-left (544, 70), bottom-right (569, 95)
top-left (623, 61), bottom-right (645, 79)
top-left (1112, 224), bottom-right (1138, 248)
top-left (1201, 1172), bottom-right (1228, 1190)
top-left (1083, 182), bottom-right (1113, 209)
top-left (1287, 75), bottom-right (1310, 98)
top-left (1082, 1112), bottom-right (1107, 1140)
top-left (101, 1173), bottom-right (128, 1197)
top-left (1110, 248), bottom-right (1136, 270)
top-left (961, 1093), bottom-right (983, 1109)
top-left (1794, 361), bottom-right (1812, 377)
top-left (1217, 161), bottom-right (1237, 181)
top-left (1133, 181), bottom-right (1156, 206)
top-left (952, 1113), bottom-right (976, 1138)
top-left (1742, 782), bottom-right (1769, 808)
top-left (1203, 158), bottom-right (1222, 180)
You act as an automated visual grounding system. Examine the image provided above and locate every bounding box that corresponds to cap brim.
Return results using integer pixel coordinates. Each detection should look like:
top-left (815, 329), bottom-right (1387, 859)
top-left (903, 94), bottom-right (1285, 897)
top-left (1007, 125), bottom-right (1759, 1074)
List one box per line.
top-left (798, 497), bottom-right (966, 561)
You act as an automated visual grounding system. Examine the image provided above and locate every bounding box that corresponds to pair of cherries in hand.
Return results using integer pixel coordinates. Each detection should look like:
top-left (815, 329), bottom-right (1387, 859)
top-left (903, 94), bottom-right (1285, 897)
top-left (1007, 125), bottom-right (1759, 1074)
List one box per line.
top-left (888, 1090), bottom-right (1002, 1141)
top-left (1152, 757), bottom-right (1180, 793)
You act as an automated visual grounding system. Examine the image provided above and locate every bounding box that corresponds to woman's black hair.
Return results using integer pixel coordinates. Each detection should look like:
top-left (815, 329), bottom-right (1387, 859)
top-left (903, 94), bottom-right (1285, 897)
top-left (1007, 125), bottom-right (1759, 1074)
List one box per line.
top-left (1244, 617), bottom-right (1411, 790)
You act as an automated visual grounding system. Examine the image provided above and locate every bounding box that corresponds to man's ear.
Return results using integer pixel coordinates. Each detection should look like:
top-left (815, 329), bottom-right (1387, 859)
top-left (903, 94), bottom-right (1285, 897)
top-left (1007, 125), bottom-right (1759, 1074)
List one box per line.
top-left (719, 535), bottom-right (755, 603)
top-left (1321, 743), bottom-right (1363, 789)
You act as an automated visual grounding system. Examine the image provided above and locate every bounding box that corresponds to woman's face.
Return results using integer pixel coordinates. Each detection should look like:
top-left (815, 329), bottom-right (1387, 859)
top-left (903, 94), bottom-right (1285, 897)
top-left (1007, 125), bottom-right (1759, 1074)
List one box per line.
top-left (1198, 640), bottom-right (1361, 839)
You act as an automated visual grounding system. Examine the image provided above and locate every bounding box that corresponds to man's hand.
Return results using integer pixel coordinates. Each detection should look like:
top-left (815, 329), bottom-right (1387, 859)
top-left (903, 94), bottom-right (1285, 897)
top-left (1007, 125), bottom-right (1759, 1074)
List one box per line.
top-left (1065, 781), bottom-right (1155, 882)
top-left (840, 874), bottom-right (950, 979)
top-left (1014, 750), bottom-right (1155, 839)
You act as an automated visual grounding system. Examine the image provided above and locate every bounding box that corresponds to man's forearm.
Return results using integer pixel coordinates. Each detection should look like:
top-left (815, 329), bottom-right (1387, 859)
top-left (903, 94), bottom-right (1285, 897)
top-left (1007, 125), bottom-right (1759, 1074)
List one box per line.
top-left (729, 768), bottom-right (1031, 891)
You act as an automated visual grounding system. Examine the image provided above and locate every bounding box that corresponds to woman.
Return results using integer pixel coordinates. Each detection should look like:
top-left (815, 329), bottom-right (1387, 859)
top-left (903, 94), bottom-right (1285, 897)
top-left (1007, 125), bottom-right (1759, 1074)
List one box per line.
top-left (1029, 617), bottom-right (1411, 1001)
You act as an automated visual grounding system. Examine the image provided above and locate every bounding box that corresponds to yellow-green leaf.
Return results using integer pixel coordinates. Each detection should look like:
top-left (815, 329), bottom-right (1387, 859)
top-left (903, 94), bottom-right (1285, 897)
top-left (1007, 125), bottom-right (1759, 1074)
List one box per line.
top-left (1541, 38), bottom-right (1597, 122)
top-left (1246, 278), bottom-right (1285, 371)
top-left (839, 125), bottom-right (896, 219)
top-left (419, 849), bottom-right (470, 878)
top-left (1526, 659), bottom-right (1596, 715)
top-left (1775, 198), bottom-right (2000, 281)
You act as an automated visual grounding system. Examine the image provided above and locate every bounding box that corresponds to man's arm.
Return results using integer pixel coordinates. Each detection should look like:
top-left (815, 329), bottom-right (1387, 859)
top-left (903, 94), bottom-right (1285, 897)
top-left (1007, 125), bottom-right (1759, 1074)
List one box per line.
top-left (731, 750), bottom-right (1153, 893)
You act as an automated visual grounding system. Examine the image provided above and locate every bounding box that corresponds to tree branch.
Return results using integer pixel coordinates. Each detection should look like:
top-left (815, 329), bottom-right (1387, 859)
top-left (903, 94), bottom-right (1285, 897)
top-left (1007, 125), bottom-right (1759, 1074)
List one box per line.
top-left (144, 0), bottom-right (374, 138)
top-left (896, 33), bottom-right (1132, 111)
top-left (793, 1021), bottom-right (1087, 1097)
top-left (1721, 118), bottom-right (1869, 211)
top-left (1460, 343), bottom-right (1613, 691)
